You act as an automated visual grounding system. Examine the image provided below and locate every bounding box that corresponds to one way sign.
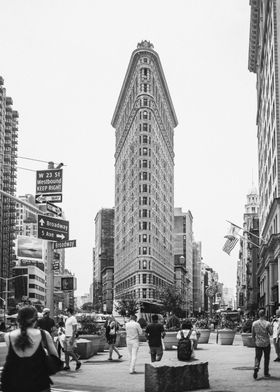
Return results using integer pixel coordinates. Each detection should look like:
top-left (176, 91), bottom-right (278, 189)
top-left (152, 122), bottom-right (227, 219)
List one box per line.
top-left (37, 214), bottom-right (69, 241)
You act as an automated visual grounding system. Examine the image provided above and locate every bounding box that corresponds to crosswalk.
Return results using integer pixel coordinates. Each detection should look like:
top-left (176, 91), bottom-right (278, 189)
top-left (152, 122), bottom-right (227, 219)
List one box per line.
top-left (0, 367), bottom-right (89, 392)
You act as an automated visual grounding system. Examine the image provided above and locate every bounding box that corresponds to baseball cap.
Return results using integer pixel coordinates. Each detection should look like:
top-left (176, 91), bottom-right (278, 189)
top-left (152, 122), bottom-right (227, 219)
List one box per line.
top-left (43, 308), bottom-right (50, 314)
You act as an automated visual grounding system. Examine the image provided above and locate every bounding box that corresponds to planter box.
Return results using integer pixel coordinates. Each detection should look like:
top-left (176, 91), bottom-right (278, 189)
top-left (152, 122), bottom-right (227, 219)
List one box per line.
top-left (217, 329), bottom-right (235, 345)
top-left (78, 334), bottom-right (101, 354)
top-left (241, 332), bottom-right (255, 347)
top-left (145, 359), bottom-right (209, 392)
top-left (163, 331), bottom-right (178, 350)
top-left (76, 338), bottom-right (95, 359)
top-left (98, 335), bottom-right (106, 352)
top-left (197, 329), bottom-right (211, 344)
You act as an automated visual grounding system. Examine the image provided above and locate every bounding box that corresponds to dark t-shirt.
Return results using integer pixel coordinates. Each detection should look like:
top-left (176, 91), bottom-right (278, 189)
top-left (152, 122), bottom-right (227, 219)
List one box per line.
top-left (37, 317), bottom-right (55, 334)
top-left (146, 323), bottom-right (164, 347)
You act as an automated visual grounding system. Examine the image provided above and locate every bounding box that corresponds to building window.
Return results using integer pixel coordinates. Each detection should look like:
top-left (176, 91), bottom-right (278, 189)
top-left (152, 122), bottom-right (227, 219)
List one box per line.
top-left (143, 260), bottom-right (147, 269)
top-left (143, 288), bottom-right (147, 298)
top-left (143, 274), bottom-right (147, 284)
top-left (143, 147), bottom-right (148, 155)
top-left (143, 247), bottom-right (147, 255)
top-left (143, 111), bottom-right (148, 120)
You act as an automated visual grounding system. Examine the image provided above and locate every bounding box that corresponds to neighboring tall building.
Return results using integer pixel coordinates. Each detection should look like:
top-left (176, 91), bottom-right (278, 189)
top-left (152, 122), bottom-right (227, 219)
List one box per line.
top-left (174, 208), bottom-right (193, 314)
top-left (15, 195), bottom-right (37, 237)
top-left (248, 0), bottom-right (280, 315)
top-left (236, 187), bottom-right (259, 312)
top-left (93, 208), bottom-right (114, 313)
top-left (111, 41), bottom-right (178, 308)
top-left (193, 241), bottom-right (202, 315)
top-left (0, 76), bottom-right (18, 304)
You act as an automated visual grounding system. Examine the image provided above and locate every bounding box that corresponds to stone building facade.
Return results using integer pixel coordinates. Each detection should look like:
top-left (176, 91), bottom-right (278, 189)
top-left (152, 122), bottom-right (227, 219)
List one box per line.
top-left (111, 41), bottom-right (178, 306)
top-left (248, 0), bottom-right (280, 315)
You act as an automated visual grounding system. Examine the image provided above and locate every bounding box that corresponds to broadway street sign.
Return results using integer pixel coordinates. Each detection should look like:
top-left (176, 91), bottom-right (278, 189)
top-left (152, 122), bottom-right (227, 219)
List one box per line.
top-left (46, 201), bottom-right (62, 217)
top-left (37, 214), bottom-right (69, 241)
top-left (54, 240), bottom-right (76, 249)
top-left (35, 193), bottom-right (62, 204)
top-left (36, 169), bottom-right (63, 194)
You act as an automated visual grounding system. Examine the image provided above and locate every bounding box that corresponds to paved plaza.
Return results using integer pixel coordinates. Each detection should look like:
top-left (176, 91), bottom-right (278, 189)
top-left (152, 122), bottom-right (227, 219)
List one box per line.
top-left (1, 333), bottom-right (280, 391)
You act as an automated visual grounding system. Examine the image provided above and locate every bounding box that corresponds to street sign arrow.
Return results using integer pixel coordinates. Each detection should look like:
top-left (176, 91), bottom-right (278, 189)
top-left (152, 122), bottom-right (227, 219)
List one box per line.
top-left (35, 193), bottom-right (63, 204)
top-left (37, 214), bottom-right (69, 241)
top-left (46, 201), bottom-right (62, 217)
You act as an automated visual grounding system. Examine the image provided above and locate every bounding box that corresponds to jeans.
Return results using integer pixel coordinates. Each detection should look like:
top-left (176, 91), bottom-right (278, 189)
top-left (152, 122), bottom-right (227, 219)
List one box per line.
top-left (255, 344), bottom-right (271, 375)
top-left (127, 340), bottom-right (139, 372)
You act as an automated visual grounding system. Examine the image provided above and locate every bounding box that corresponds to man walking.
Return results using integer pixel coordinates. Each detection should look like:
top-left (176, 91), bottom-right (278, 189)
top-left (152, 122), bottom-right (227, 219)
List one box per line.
top-left (145, 314), bottom-right (165, 362)
top-left (63, 308), bottom-right (81, 371)
top-left (37, 308), bottom-right (56, 336)
top-left (252, 309), bottom-right (273, 379)
top-left (272, 309), bottom-right (280, 361)
top-left (125, 314), bottom-right (142, 374)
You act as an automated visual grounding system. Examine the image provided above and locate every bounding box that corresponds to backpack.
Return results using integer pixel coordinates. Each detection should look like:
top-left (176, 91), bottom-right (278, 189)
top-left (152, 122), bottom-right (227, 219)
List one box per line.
top-left (177, 330), bottom-right (192, 361)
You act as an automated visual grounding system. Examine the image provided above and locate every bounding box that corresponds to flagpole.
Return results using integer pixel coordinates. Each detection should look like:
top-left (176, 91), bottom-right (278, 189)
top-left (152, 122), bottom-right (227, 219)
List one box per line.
top-left (226, 220), bottom-right (264, 242)
top-left (236, 232), bottom-right (261, 249)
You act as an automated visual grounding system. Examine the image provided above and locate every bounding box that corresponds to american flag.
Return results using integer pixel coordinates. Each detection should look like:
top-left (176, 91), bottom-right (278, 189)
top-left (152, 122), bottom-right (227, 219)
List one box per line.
top-left (222, 222), bottom-right (241, 255)
top-left (222, 236), bottom-right (239, 255)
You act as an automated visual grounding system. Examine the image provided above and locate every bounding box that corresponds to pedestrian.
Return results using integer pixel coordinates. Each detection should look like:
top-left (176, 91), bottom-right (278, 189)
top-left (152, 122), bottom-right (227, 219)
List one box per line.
top-left (252, 309), bottom-right (273, 379)
top-left (1, 306), bottom-right (59, 392)
top-left (55, 320), bottom-right (66, 359)
top-left (105, 316), bottom-right (123, 360)
top-left (145, 314), bottom-right (165, 362)
top-left (272, 309), bottom-right (280, 362)
top-left (125, 314), bottom-right (142, 374)
top-left (176, 319), bottom-right (197, 360)
top-left (63, 307), bottom-right (81, 371)
top-left (37, 308), bottom-right (56, 337)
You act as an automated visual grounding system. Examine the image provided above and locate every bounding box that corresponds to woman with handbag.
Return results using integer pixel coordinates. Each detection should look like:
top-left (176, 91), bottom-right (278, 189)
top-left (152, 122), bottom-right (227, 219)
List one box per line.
top-left (1, 306), bottom-right (61, 392)
top-left (105, 316), bottom-right (123, 361)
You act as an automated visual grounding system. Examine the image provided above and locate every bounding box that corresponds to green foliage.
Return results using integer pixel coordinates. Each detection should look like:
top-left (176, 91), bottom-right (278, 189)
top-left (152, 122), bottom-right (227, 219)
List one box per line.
top-left (241, 319), bottom-right (253, 333)
top-left (195, 318), bottom-right (210, 329)
top-left (115, 296), bottom-right (139, 317)
top-left (166, 315), bottom-right (180, 330)
top-left (158, 285), bottom-right (185, 317)
top-left (81, 302), bottom-right (94, 312)
top-left (78, 315), bottom-right (98, 335)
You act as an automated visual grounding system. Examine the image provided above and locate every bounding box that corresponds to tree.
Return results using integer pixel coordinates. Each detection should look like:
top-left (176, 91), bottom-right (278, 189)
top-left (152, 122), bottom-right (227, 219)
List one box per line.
top-left (115, 296), bottom-right (139, 319)
top-left (158, 285), bottom-right (185, 317)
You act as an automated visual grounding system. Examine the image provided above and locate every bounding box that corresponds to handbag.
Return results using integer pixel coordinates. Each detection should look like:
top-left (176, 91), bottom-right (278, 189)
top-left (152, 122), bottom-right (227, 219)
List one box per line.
top-left (41, 330), bottom-right (64, 375)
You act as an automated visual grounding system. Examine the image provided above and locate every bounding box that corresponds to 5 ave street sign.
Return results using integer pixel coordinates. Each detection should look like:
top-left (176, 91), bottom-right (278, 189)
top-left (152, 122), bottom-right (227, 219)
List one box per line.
top-left (36, 169), bottom-right (63, 194)
top-left (54, 240), bottom-right (76, 249)
top-left (37, 214), bottom-right (69, 241)
top-left (46, 201), bottom-right (62, 217)
top-left (35, 193), bottom-right (62, 204)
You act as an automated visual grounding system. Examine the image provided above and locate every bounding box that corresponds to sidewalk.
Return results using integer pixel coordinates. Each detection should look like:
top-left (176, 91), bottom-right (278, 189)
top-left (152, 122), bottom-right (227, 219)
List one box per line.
top-left (50, 333), bottom-right (280, 392)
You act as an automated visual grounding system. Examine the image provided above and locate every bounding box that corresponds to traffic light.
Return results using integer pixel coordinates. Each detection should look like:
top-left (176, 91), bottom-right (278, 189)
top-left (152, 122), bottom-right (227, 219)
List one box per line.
top-left (61, 277), bottom-right (74, 291)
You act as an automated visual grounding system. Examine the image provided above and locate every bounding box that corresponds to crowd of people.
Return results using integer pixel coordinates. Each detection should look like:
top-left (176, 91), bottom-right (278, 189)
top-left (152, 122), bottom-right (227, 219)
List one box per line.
top-left (1, 306), bottom-right (280, 389)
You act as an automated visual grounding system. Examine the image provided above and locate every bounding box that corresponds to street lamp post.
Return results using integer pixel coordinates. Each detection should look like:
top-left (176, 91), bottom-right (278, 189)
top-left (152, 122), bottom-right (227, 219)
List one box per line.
top-left (0, 274), bottom-right (28, 322)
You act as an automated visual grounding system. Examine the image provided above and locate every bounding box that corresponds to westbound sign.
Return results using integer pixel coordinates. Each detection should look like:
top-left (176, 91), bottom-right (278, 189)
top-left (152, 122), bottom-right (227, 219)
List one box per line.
top-left (36, 169), bottom-right (63, 194)
top-left (37, 214), bottom-right (69, 241)
top-left (54, 240), bottom-right (76, 249)
top-left (46, 201), bottom-right (62, 217)
top-left (35, 193), bottom-right (62, 204)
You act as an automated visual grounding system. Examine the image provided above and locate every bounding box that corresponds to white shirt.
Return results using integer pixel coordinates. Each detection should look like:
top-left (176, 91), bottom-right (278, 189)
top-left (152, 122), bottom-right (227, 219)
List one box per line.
top-left (125, 320), bottom-right (142, 342)
top-left (176, 329), bottom-right (197, 341)
top-left (272, 318), bottom-right (280, 339)
top-left (65, 315), bottom-right (77, 337)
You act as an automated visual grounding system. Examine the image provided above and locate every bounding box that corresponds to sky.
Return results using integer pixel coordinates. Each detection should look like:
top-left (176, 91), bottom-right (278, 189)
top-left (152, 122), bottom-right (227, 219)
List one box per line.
top-left (0, 0), bottom-right (258, 296)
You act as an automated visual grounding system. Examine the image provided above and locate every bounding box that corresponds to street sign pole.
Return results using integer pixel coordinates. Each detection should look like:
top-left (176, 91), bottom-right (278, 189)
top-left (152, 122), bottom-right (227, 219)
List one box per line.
top-left (45, 161), bottom-right (56, 318)
top-left (46, 241), bottom-right (54, 317)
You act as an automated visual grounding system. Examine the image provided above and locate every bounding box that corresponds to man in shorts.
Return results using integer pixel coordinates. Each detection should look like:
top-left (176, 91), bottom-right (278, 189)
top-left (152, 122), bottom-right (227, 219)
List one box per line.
top-left (145, 314), bottom-right (166, 362)
top-left (63, 308), bottom-right (81, 371)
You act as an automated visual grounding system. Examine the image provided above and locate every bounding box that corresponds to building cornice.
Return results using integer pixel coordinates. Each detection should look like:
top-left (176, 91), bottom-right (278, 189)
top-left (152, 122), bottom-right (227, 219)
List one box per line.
top-left (111, 45), bottom-right (178, 128)
top-left (248, 0), bottom-right (260, 73)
